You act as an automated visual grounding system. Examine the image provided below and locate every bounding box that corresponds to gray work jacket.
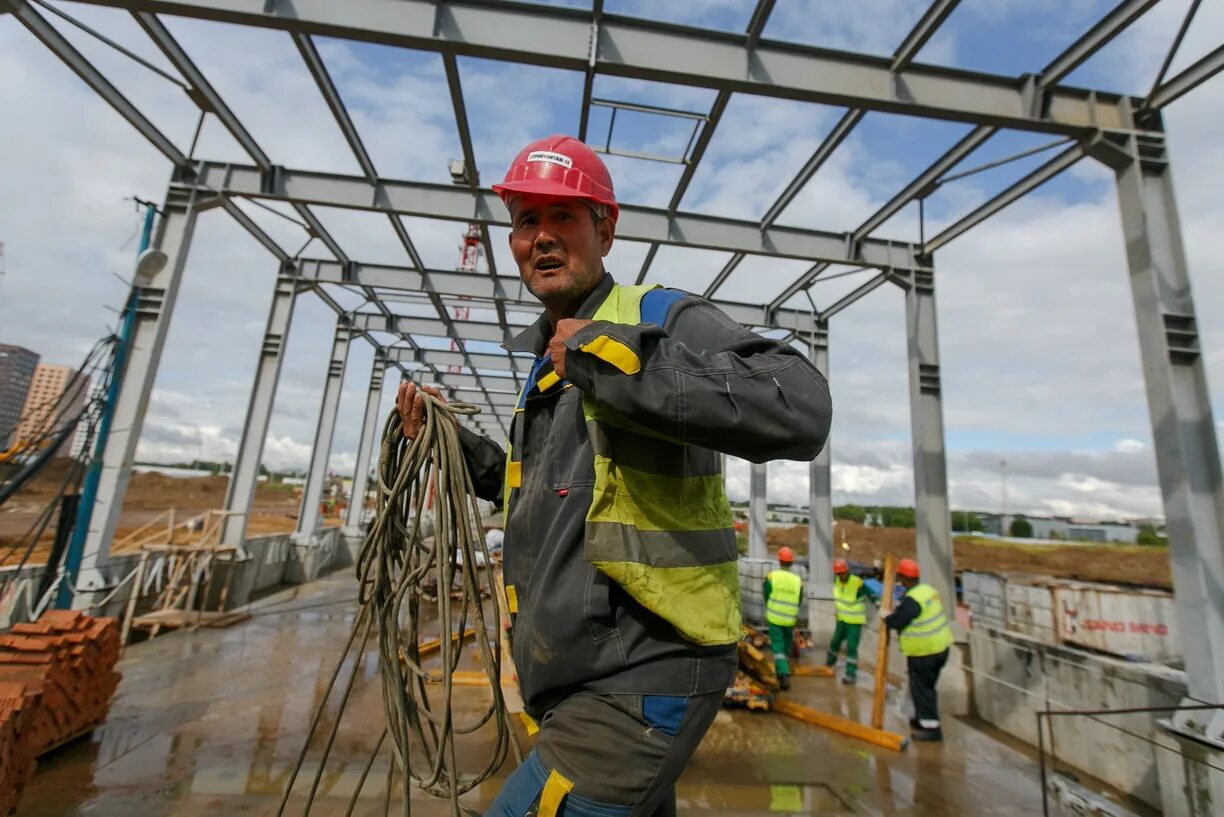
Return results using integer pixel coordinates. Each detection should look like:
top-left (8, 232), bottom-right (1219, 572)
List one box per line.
top-left (456, 273), bottom-right (831, 716)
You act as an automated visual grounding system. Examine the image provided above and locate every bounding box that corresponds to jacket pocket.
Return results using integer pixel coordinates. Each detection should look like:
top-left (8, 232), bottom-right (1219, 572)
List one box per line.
top-left (584, 566), bottom-right (621, 646)
top-left (549, 388), bottom-right (596, 491)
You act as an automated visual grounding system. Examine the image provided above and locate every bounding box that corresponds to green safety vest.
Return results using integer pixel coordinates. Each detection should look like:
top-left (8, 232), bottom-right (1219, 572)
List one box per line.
top-left (504, 283), bottom-right (742, 646)
top-left (766, 569), bottom-right (803, 627)
top-left (833, 574), bottom-right (867, 625)
top-left (898, 583), bottom-right (954, 657)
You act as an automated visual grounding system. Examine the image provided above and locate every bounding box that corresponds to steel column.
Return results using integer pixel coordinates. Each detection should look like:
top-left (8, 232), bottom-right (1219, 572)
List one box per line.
top-left (807, 323), bottom-right (833, 588)
top-left (77, 186), bottom-right (200, 590)
top-left (221, 274), bottom-right (298, 546)
top-left (346, 352), bottom-right (387, 531)
top-left (749, 463), bottom-right (768, 559)
top-left (296, 321), bottom-right (353, 537)
top-left (1110, 129), bottom-right (1224, 729)
top-left (904, 269), bottom-right (954, 614)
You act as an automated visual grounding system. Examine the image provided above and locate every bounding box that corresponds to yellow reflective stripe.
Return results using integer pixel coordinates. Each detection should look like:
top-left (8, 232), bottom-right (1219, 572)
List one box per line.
top-left (587, 456), bottom-right (732, 531)
top-left (505, 584), bottom-right (518, 614)
top-left (579, 334), bottom-right (641, 375)
top-left (594, 559), bottom-right (741, 645)
top-left (506, 460), bottom-right (522, 488)
top-left (518, 711), bottom-right (539, 736)
top-left (537, 370), bottom-right (562, 392)
top-left (538, 768), bottom-right (574, 817)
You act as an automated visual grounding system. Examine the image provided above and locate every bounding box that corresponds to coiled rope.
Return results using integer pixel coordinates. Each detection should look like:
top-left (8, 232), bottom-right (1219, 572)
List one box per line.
top-left (277, 394), bottom-right (513, 817)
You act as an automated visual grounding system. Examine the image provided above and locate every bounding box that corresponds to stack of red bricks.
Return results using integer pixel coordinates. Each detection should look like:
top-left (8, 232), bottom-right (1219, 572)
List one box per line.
top-left (0, 611), bottom-right (122, 814)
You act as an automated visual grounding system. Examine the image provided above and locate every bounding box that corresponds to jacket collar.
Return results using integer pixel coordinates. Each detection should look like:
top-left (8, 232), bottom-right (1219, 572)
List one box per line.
top-left (502, 273), bottom-right (615, 356)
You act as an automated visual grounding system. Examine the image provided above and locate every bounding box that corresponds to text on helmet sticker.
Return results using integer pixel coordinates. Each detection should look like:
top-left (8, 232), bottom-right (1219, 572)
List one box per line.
top-left (526, 150), bottom-right (573, 169)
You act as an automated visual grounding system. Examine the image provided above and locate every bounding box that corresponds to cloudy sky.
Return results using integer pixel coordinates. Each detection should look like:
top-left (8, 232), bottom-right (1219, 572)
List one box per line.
top-left (1, 0), bottom-right (1221, 522)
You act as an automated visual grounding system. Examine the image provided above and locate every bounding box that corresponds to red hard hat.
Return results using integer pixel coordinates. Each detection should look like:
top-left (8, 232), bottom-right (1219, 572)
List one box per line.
top-left (777, 546), bottom-right (794, 564)
top-left (492, 135), bottom-right (619, 221)
top-left (897, 558), bottom-right (921, 579)
top-left (833, 558), bottom-right (849, 574)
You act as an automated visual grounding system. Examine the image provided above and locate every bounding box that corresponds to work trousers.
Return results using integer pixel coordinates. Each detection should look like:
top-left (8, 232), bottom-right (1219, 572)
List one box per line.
top-left (825, 620), bottom-right (862, 678)
top-left (768, 623), bottom-right (794, 677)
top-left (486, 689), bottom-right (724, 817)
top-left (906, 648), bottom-right (949, 726)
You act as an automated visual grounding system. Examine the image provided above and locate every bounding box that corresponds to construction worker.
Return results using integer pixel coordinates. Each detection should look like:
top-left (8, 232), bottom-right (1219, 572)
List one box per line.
top-left (763, 546), bottom-right (803, 690)
top-left (398, 135), bottom-right (831, 817)
top-left (884, 558), bottom-right (954, 742)
top-left (825, 558), bottom-right (876, 684)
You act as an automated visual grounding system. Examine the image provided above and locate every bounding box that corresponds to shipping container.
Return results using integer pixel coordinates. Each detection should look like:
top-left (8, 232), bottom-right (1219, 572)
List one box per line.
top-left (1051, 581), bottom-right (1180, 664)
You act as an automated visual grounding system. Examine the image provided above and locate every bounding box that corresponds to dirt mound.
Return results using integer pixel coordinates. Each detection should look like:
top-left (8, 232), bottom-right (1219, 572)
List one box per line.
top-left (767, 521), bottom-right (1172, 589)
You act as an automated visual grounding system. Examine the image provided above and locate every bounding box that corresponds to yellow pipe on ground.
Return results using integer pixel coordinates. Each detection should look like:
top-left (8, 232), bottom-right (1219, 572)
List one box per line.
top-left (773, 699), bottom-right (909, 752)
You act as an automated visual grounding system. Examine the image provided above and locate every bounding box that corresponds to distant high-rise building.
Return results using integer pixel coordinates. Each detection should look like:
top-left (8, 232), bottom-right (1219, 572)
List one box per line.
top-left (0, 344), bottom-right (40, 450)
top-left (15, 363), bottom-right (89, 458)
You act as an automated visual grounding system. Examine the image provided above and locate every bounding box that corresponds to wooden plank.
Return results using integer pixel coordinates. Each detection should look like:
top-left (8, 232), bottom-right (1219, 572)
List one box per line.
top-left (773, 699), bottom-right (908, 752)
top-left (872, 556), bottom-right (897, 730)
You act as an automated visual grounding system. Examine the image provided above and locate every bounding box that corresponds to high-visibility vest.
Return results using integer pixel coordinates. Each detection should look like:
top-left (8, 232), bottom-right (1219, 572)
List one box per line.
top-left (833, 574), bottom-right (867, 625)
top-left (503, 283), bottom-right (741, 646)
top-left (898, 584), bottom-right (954, 657)
top-left (766, 569), bottom-right (803, 627)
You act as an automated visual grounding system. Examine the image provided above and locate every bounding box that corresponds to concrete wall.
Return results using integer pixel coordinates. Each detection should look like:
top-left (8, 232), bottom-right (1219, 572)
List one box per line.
top-left (968, 626), bottom-right (1187, 811)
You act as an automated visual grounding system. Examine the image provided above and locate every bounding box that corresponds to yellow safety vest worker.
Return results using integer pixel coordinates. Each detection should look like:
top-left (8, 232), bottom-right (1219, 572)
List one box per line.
top-left (766, 569), bottom-right (803, 627)
top-left (833, 574), bottom-right (867, 625)
top-left (898, 584), bottom-right (954, 657)
top-left (503, 283), bottom-right (742, 646)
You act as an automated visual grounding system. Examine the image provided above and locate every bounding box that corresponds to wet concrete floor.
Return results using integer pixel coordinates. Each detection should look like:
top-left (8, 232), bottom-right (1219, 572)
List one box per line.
top-left (17, 574), bottom-right (1048, 816)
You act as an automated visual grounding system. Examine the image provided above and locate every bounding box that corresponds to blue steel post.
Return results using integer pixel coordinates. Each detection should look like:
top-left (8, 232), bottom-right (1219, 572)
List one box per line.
top-left (57, 203), bottom-right (157, 608)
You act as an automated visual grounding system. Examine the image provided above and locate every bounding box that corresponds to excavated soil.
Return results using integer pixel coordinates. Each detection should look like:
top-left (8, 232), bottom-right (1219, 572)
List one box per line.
top-left (0, 459), bottom-right (327, 567)
top-left (768, 521), bottom-right (1172, 589)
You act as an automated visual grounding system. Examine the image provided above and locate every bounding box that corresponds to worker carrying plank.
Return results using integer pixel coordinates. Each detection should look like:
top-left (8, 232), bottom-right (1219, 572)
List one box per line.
top-left (825, 558), bottom-right (880, 684)
top-left (763, 547), bottom-right (803, 690)
top-left (397, 134), bottom-right (832, 817)
top-left (883, 558), bottom-right (954, 742)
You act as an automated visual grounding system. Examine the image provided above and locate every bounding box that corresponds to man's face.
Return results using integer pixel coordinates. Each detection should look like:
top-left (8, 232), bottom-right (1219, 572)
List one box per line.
top-left (508, 194), bottom-right (614, 311)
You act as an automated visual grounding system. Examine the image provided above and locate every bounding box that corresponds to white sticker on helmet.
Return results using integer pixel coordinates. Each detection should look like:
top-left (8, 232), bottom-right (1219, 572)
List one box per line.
top-left (526, 150), bottom-right (573, 169)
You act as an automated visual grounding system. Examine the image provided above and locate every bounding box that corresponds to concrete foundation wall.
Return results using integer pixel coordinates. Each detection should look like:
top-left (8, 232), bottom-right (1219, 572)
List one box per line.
top-left (969, 626), bottom-right (1187, 811)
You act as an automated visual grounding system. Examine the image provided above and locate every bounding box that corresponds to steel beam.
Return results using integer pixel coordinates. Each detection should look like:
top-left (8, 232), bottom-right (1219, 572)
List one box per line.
top-left (761, 109), bottom-right (864, 229)
top-left (5, 0), bottom-right (186, 167)
top-left (923, 144), bottom-right (1084, 254)
top-left (820, 270), bottom-right (891, 321)
top-left (903, 269), bottom-right (953, 619)
top-left (77, 186), bottom-right (200, 588)
top-left (186, 162), bottom-right (926, 270)
top-left (222, 274), bottom-right (298, 546)
top-left (293, 32), bottom-right (377, 181)
top-left (1040, 0), bottom-right (1160, 86)
top-left (807, 322), bottom-right (833, 589)
top-left (703, 253), bottom-right (744, 299)
top-left (70, 0), bottom-right (1152, 136)
top-left (1112, 129), bottom-right (1224, 730)
top-left (891, 0), bottom-right (961, 72)
top-left (296, 320), bottom-right (352, 537)
top-left (1146, 43), bottom-right (1224, 111)
top-left (749, 462), bottom-right (768, 559)
top-left (346, 352), bottom-right (386, 531)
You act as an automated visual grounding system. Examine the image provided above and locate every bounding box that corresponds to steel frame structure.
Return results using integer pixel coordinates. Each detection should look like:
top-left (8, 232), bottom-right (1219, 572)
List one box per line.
top-left (5, 0), bottom-right (1224, 739)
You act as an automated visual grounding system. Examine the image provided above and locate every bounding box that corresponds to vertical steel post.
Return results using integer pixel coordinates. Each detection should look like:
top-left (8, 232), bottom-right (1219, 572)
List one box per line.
top-left (1107, 120), bottom-right (1224, 731)
top-left (749, 462), bottom-right (768, 559)
top-left (221, 273), bottom-right (299, 547)
top-left (807, 321), bottom-right (833, 587)
top-left (346, 353), bottom-right (387, 531)
top-left (905, 268), bottom-right (955, 614)
top-left (72, 187), bottom-right (200, 598)
top-left (296, 320), bottom-right (352, 537)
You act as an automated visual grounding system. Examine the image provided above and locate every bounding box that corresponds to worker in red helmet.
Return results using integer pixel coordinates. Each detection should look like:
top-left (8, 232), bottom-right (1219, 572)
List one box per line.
top-left (764, 546), bottom-right (803, 690)
top-left (884, 558), bottom-right (954, 742)
top-left (824, 557), bottom-right (878, 684)
top-left (398, 135), bottom-right (832, 817)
